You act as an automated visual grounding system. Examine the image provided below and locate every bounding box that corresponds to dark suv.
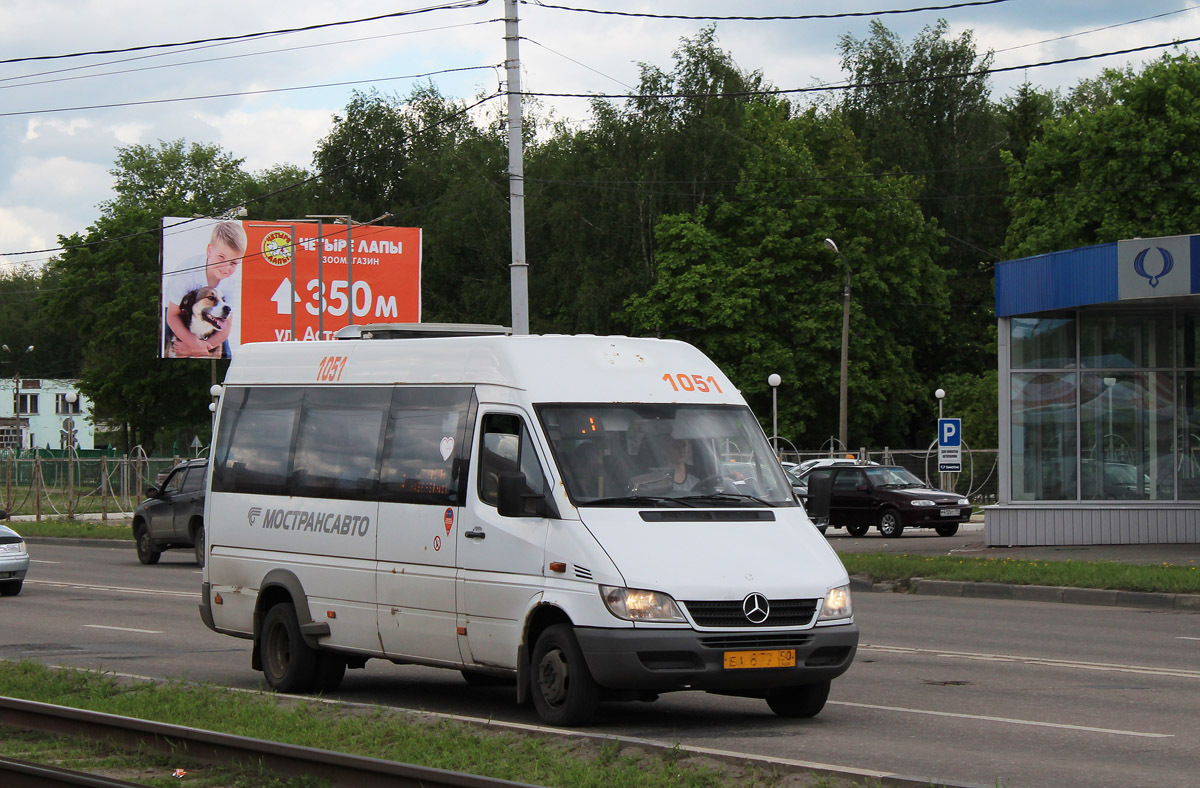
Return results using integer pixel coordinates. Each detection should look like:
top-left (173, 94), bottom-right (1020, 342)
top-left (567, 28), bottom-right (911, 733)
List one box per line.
top-left (132, 459), bottom-right (207, 565)
top-left (800, 464), bottom-right (971, 537)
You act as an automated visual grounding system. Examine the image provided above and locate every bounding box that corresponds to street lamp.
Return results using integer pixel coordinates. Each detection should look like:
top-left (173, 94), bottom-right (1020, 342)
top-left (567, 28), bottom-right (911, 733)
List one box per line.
top-left (768, 373), bottom-right (781, 455)
top-left (2, 344), bottom-right (34, 450)
top-left (824, 238), bottom-right (850, 449)
top-left (935, 388), bottom-right (947, 489)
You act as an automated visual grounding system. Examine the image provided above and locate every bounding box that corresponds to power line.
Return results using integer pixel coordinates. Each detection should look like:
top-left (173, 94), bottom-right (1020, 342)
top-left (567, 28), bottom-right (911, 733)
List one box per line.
top-left (522, 0), bottom-right (1013, 22)
top-left (0, 65), bottom-right (502, 118)
top-left (520, 34), bottom-right (1200, 101)
top-left (0, 1), bottom-right (490, 65)
top-left (0, 91), bottom-right (506, 263)
top-left (0, 20), bottom-right (498, 92)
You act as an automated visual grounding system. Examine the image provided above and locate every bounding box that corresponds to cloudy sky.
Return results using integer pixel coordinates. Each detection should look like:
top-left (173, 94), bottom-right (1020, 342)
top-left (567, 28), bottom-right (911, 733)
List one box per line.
top-left (2, 0), bottom-right (1198, 271)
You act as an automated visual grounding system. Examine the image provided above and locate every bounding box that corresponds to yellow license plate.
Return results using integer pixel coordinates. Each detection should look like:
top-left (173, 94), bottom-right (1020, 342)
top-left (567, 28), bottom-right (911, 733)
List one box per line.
top-left (723, 649), bottom-right (796, 670)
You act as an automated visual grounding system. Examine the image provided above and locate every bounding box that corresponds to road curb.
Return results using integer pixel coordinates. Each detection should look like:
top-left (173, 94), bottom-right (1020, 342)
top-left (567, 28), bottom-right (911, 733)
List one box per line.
top-left (851, 574), bottom-right (1200, 612)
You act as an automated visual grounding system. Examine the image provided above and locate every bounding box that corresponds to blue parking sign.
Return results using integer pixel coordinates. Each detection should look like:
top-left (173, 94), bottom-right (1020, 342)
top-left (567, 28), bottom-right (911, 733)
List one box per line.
top-left (938, 418), bottom-right (962, 472)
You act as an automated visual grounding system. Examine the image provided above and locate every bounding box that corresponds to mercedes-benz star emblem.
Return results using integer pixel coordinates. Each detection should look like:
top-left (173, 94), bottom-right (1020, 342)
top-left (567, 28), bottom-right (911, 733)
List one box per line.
top-left (742, 593), bottom-right (770, 624)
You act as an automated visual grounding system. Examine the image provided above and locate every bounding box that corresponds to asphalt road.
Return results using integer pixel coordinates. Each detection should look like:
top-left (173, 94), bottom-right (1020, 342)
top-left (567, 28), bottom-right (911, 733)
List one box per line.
top-left (4, 541), bottom-right (1199, 788)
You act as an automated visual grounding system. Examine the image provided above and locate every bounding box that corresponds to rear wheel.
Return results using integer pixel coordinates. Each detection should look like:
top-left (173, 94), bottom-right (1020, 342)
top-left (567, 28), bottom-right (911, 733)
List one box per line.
top-left (314, 653), bottom-right (347, 692)
top-left (845, 524), bottom-right (869, 537)
top-left (0, 580), bottom-right (22, 597)
top-left (935, 523), bottom-right (960, 537)
top-left (260, 603), bottom-right (318, 693)
top-left (530, 624), bottom-right (599, 726)
top-left (877, 510), bottom-right (904, 538)
top-left (766, 680), bottom-right (831, 718)
top-left (816, 525), bottom-right (828, 535)
top-left (193, 523), bottom-right (205, 567)
top-left (134, 524), bottom-right (160, 565)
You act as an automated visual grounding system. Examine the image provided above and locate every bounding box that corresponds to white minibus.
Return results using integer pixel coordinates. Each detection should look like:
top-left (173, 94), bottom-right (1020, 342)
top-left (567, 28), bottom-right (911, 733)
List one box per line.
top-left (199, 326), bottom-right (858, 725)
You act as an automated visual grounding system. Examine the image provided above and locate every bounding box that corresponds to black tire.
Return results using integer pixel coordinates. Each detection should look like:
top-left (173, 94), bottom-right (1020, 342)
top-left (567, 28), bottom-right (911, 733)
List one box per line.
top-left (260, 603), bottom-right (318, 693)
top-left (530, 624), bottom-right (599, 726)
top-left (134, 524), bottom-right (160, 565)
top-left (193, 523), bottom-right (205, 567)
top-left (877, 510), bottom-right (904, 538)
top-left (846, 524), bottom-right (869, 538)
top-left (314, 653), bottom-right (347, 693)
top-left (816, 525), bottom-right (828, 535)
top-left (0, 580), bottom-right (22, 597)
top-left (935, 523), bottom-right (960, 537)
top-left (766, 680), bottom-right (831, 718)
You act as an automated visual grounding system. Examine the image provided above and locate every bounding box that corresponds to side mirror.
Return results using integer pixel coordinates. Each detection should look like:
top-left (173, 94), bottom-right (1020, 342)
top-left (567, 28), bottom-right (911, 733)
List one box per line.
top-left (145, 487), bottom-right (159, 499)
top-left (497, 472), bottom-right (529, 518)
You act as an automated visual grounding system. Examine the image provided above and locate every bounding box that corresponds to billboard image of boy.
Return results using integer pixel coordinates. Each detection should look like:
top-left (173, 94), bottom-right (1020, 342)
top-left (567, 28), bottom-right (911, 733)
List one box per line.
top-left (162, 220), bottom-right (246, 359)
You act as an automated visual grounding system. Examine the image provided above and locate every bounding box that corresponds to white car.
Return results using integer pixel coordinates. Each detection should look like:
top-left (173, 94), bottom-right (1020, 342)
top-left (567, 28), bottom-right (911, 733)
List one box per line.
top-left (0, 516), bottom-right (29, 596)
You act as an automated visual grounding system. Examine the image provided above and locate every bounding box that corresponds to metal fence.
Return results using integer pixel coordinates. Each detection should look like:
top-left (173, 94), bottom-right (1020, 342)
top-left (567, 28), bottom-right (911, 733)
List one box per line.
top-left (0, 452), bottom-right (188, 520)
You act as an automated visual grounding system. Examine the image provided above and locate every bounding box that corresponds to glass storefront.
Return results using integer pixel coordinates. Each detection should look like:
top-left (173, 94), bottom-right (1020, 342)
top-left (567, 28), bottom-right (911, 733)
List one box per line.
top-left (1011, 308), bottom-right (1200, 501)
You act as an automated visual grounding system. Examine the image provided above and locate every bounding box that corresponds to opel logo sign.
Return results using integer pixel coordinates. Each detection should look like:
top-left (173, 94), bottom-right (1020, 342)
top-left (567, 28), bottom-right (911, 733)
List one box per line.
top-left (742, 593), bottom-right (770, 624)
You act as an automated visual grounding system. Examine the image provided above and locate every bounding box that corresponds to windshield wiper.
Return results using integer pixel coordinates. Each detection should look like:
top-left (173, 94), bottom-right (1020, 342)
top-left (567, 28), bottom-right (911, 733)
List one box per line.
top-left (585, 495), bottom-right (699, 508)
top-left (678, 492), bottom-right (773, 507)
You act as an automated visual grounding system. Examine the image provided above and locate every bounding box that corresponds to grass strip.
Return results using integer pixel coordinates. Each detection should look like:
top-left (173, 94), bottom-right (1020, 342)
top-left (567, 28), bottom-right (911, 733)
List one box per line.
top-left (838, 553), bottom-right (1200, 594)
top-left (8, 519), bottom-right (132, 539)
top-left (0, 661), bottom-right (875, 788)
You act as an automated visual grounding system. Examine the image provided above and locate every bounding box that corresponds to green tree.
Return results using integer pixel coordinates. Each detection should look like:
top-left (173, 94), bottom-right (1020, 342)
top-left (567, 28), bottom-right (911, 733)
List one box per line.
top-left (626, 103), bottom-right (947, 446)
top-left (40, 140), bottom-right (254, 452)
top-left (525, 26), bottom-right (772, 334)
top-left (836, 20), bottom-right (1004, 382)
top-left (1004, 53), bottom-right (1200, 257)
top-left (313, 85), bottom-right (512, 325)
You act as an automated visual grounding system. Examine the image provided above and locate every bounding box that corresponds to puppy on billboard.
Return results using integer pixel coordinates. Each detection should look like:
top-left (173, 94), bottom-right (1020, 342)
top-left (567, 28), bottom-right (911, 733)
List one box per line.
top-left (162, 219), bottom-right (245, 359)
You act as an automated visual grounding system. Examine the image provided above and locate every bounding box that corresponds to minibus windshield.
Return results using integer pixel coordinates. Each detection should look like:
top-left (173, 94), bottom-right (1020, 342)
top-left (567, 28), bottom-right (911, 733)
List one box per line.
top-left (537, 404), bottom-right (797, 507)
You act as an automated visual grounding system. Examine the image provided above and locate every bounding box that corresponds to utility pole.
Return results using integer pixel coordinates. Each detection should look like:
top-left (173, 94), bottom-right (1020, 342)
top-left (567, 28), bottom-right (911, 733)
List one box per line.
top-left (505, 0), bottom-right (529, 334)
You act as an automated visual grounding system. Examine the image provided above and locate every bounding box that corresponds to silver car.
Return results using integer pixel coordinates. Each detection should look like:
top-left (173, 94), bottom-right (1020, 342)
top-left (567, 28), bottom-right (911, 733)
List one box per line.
top-left (0, 515), bottom-right (29, 596)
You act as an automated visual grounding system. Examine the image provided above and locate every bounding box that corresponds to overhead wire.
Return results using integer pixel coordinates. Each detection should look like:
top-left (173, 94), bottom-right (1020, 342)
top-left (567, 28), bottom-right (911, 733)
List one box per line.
top-left (0, 20), bottom-right (499, 91)
top-left (522, 0), bottom-right (1015, 21)
top-left (0, 1), bottom-right (491, 65)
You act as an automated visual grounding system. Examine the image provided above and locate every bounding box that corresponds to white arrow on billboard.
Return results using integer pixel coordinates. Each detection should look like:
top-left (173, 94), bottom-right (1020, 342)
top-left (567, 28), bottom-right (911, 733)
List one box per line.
top-left (270, 278), bottom-right (301, 315)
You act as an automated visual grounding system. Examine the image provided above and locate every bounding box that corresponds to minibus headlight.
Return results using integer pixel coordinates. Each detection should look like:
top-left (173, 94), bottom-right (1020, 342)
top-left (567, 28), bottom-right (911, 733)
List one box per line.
top-left (600, 586), bottom-right (686, 622)
top-left (818, 585), bottom-right (852, 621)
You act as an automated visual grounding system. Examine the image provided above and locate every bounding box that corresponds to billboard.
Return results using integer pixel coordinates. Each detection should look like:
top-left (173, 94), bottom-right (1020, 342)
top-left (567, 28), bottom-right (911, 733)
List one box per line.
top-left (161, 217), bottom-right (421, 359)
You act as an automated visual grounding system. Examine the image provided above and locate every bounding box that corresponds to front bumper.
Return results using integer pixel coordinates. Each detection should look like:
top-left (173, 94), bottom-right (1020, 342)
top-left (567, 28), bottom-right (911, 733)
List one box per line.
top-left (901, 506), bottom-right (970, 526)
top-left (0, 553), bottom-right (29, 582)
top-left (574, 623), bottom-right (858, 694)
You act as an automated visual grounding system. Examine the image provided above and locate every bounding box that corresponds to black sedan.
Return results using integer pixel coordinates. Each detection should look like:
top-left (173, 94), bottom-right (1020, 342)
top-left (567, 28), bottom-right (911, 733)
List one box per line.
top-left (798, 464), bottom-right (971, 537)
top-left (132, 458), bottom-right (208, 565)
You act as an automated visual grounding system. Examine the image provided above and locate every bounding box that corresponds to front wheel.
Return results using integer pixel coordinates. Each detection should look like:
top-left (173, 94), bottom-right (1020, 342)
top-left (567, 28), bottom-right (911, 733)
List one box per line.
top-left (530, 624), bottom-right (599, 726)
top-left (134, 524), bottom-right (160, 565)
top-left (845, 524), bottom-right (869, 538)
top-left (935, 523), bottom-right (960, 537)
top-left (260, 603), bottom-right (318, 693)
top-left (877, 510), bottom-right (904, 538)
top-left (193, 523), bottom-right (205, 567)
top-left (0, 580), bottom-right (22, 597)
top-left (766, 680), bottom-right (831, 718)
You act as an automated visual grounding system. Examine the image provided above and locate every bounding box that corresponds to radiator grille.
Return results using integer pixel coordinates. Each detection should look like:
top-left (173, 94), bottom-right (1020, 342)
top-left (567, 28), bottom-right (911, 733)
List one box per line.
top-left (698, 633), bottom-right (814, 650)
top-left (683, 598), bottom-right (819, 628)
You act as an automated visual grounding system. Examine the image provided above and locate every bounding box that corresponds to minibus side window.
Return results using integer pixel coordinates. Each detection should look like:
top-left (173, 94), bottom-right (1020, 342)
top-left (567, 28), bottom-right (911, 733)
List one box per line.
top-left (211, 387), bottom-right (303, 496)
top-left (479, 413), bottom-right (546, 514)
top-left (291, 388), bottom-right (390, 500)
top-left (379, 387), bottom-right (477, 505)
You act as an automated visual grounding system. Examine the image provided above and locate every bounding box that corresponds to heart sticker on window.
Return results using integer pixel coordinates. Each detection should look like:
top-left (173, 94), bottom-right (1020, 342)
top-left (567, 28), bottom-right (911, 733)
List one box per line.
top-left (440, 436), bottom-right (455, 461)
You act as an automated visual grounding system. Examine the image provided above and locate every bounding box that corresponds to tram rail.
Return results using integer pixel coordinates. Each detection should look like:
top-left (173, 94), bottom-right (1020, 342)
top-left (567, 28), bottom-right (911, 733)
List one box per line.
top-left (0, 695), bottom-right (542, 788)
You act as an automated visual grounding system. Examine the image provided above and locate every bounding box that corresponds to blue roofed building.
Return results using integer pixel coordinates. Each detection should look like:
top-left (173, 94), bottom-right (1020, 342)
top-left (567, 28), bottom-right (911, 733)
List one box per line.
top-left (991, 234), bottom-right (1200, 545)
